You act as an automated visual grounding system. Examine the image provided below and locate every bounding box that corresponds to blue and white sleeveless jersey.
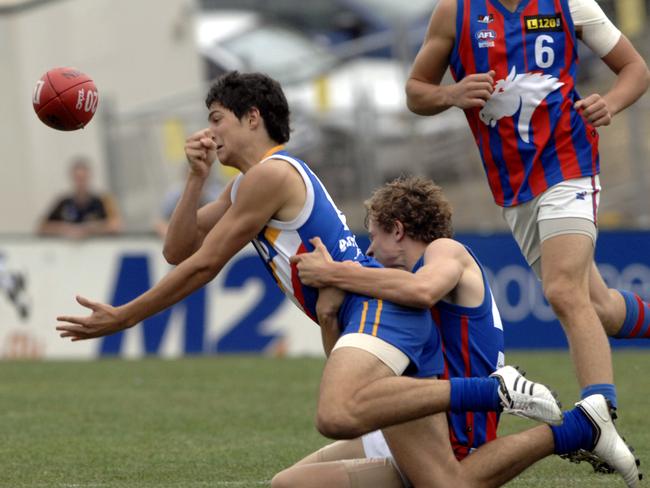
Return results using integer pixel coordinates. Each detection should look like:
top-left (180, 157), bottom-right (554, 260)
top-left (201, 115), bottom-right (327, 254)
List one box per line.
top-left (231, 147), bottom-right (366, 322)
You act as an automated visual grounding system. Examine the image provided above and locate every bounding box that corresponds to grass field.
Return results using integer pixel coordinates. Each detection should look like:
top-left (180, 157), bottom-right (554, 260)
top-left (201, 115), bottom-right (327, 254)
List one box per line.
top-left (1, 351), bottom-right (648, 487)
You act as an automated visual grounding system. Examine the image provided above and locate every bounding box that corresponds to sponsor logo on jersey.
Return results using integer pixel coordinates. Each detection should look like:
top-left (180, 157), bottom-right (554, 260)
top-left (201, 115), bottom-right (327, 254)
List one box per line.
top-left (476, 29), bottom-right (497, 40)
top-left (524, 14), bottom-right (562, 32)
top-left (477, 14), bottom-right (494, 23)
top-left (476, 29), bottom-right (497, 48)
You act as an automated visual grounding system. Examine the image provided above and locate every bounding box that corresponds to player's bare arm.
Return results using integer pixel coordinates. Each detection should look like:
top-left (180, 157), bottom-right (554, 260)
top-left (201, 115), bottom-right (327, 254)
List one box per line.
top-left (163, 179), bottom-right (235, 264)
top-left (315, 287), bottom-right (345, 357)
top-left (56, 162), bottom-right (296, 341)
top-left (575, 36), bottom-right (650, 127)
top-left (308, 244), bottom-right (344, 355)
top-left (406, 0), bottom-right (495, 115)
top-left (163, 129), bottom-right (234, 264)
top-left (293, 237), bottom-right (465, 309)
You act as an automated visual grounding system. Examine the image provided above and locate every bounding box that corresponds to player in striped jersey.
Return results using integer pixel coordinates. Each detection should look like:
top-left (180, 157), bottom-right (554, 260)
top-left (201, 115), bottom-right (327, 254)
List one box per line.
top-left (405, 0), bottom-right (649, 460)
top-left (276, 176), bottom-right (639, 487)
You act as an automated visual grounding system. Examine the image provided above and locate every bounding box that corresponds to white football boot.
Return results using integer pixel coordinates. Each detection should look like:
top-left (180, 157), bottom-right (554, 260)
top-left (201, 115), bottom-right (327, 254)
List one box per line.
top-left (490, 365), bottom-right (563, 425)
top-left (574, 394), bottom-right (641, 488)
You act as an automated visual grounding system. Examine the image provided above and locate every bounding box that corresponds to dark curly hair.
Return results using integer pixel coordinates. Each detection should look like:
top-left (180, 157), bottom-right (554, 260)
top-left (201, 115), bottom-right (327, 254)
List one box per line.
top-left (365, 176), bottom-right (453, 242)
top-left (205, 71), bottom-right (290, 144)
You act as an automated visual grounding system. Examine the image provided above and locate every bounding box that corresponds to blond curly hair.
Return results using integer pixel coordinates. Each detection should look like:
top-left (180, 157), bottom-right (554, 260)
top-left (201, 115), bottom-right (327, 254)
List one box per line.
top-left (365, 176), bottom-right (453, 242)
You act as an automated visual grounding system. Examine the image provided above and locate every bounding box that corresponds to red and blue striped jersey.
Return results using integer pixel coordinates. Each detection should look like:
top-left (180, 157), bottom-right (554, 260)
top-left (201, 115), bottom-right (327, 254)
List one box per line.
top-left (231, 147), bottom-right (367, 323)
top-left (414, 246), bottom-right (505, 459)
top-left (449, 0), bottom-right (599, 206)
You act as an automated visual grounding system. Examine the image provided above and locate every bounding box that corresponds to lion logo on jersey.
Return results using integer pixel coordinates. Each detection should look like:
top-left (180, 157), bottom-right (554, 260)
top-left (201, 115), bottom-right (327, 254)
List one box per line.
top-left (479, 67), bottom-right (564, 143)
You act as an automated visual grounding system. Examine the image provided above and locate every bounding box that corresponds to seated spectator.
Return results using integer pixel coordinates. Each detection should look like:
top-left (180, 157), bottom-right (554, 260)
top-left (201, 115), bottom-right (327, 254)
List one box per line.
top-left (38, 157), bottom-right (122, 238)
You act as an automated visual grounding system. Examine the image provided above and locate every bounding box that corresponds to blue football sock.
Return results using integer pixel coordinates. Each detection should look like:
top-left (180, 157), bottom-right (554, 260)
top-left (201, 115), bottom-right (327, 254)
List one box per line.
top-left (615, 290), bottom-right (650, 339)
top-left (449, 377), bottom-right (501, 412)
top-left (551, 407), bottom-right (596, 455)
top-left (581, 383), bottom-right (617, 409)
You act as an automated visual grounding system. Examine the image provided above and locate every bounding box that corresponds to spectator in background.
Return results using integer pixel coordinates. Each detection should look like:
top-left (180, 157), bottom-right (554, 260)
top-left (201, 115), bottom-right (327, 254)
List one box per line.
top-left (38, 157), bottom-right (122, 239)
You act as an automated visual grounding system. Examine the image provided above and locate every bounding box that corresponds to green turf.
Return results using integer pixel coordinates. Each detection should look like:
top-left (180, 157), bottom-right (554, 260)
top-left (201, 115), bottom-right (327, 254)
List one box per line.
top-left (0, 351), bottom-right (647, 487)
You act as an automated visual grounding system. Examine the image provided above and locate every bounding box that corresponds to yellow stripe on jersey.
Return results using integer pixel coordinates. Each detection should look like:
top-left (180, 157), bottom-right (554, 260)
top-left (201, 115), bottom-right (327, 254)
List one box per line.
top-left (262, 227), bottom-right (285, 292)
top-left (264, 226), bottom-right (281, 245)
top-left (358, 301), bottom-right (369, 333)
top-left (262, 144), bottom-right (286, 160)
top-left (371, 300), bottom-right (383, 337)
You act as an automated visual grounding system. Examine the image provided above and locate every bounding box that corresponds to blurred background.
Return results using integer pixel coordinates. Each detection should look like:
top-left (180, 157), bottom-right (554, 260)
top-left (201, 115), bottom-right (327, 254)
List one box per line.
top-left (0, 0), bottom-right (648, 359)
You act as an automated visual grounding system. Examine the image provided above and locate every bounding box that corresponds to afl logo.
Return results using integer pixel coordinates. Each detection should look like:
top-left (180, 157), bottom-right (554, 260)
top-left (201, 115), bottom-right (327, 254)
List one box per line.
top-left (476, 29), bottom-right (497, 40)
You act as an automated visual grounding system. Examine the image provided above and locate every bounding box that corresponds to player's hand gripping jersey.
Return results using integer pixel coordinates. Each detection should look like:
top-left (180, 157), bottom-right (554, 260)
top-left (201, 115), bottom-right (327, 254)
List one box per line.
top-left (450, 0), bottom-right (619, 206)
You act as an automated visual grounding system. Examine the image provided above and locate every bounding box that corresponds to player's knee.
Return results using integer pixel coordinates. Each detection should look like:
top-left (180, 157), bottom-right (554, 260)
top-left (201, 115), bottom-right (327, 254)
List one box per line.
top-left (316, 412), bottom-right (360, 439)
top-left (543, 278), bottom-right (587, 316)
top-left (316, 401), bottom-right (362, 439)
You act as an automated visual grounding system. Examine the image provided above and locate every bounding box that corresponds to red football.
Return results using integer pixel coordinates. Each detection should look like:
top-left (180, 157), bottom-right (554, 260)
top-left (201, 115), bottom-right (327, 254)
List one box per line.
top-left (32, 67), bottom-right (99, 131)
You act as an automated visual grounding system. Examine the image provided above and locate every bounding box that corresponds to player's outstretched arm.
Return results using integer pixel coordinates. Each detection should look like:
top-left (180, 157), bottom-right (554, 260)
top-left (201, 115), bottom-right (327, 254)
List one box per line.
top-left (293, 237), bottom-right (464, 309)
top-left (406, 0), bottom-right (495, 115)
top-left (57, 163), bottom-right (291, 341)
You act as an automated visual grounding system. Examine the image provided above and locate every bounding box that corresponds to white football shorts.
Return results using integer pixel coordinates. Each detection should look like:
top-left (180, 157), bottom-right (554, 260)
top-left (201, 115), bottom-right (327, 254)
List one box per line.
top-left (502, 175), bottom-right (601, 278)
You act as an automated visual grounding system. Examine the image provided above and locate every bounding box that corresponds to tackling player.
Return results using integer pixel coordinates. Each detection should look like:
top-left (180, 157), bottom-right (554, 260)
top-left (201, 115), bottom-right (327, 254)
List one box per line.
top-left (281, 176), bottom-right (640, 487)
top-left (296, 176), bottom-right (505, 462)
